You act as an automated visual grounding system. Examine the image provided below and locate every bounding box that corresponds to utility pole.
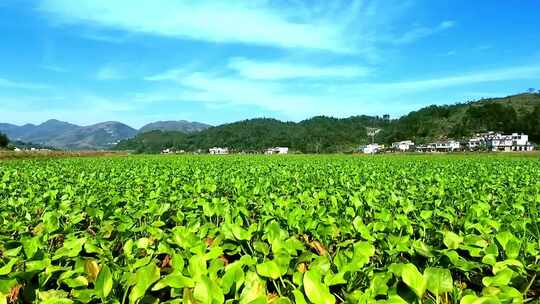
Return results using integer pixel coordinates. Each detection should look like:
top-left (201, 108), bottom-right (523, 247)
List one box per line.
top-left (366, 127), bottom-right (381, 144)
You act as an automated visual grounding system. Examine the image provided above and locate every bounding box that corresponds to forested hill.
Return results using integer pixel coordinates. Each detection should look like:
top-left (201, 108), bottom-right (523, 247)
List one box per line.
top-left (115, 93), bottom-right (540, 153)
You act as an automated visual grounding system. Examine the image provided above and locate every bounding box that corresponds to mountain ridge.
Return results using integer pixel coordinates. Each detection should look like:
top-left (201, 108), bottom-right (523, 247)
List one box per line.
top-left (2, 93), bottom-right (539, 151)
top-left (0, 119), bottom-right (211, 150)
top-left (114, 92), bottom-right (540, 153)
top-left (139, 120), bottom-right (211, 133)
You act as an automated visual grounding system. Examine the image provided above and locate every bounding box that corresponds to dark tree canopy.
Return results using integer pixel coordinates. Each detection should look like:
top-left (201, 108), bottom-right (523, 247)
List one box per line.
top-left (0, 133), bottom-right (8, 148)
top-left (114, 93), bottom-right (540, 153)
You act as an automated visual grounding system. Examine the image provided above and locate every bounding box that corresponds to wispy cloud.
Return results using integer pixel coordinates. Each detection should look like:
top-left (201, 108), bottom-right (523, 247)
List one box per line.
top-left (0, 77), bottom-right (51, 90)
top-left (227, 58), bottom-right (371, 80)
top-left (0, 92), bottom-right (139, 126)
top-left (81, 32), bottom-right (129, 44)
top-left (443, 50), bottom-right (457, 56)
top-left (378, 65), bottom-right (540, 91)
top-left (142, 63), bottom-right (540, 119)
top-left (96, 66), bottom-right (125, 80)
top-left (37, 0), bottom-right (396, 54)
top-left (40, 64), bottom-right (68, 73)
top-left (393, 20), bottom-right (456, 44)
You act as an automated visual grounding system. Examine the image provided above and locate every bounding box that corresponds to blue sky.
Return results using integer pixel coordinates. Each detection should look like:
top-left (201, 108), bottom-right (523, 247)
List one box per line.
top-left (1, 0), bottom-right (540, 128)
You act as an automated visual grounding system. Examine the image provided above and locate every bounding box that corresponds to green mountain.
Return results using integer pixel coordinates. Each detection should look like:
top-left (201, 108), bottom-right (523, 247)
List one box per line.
top-left (0, 120), bottom-right (138, 150)
top-left (0, 119), bottom-right (211, 150)
top-left (139, 120), bottom-right (211, 133)
top-left (115, 93), bottom-right (540, 154)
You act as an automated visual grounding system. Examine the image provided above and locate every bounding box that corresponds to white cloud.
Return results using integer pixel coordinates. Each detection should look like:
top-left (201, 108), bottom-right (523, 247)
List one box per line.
top-left (0, 77), bottom-right (51, 90)
top-left (96, 66), bottom-right (125, 80)
top-left (393, 20), bottom-right (456, 44)
top-left (81, 32), bottom-right (127, 44)
top-left (228, 58), bottom-right (371, 80)
top-left (378, 65), bottom-right (540, 91)
top-left (142, 63), bottom-right (540, 119)
top-left (38, 0), bottom-right (367, 53)
top-left (40, 64), bottom-right (68, 73)
top-left (0, 93), bottom-right (140, 127)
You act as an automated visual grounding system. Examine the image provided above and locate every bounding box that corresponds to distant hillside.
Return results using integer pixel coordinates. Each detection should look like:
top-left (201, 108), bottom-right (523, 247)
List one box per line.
top-left (115, 93), bottom-right (540, 153)
top-left (0, 118), bottom-right (210, 150)
top-left (387, 93), bottom-right (540, 144)
top-left (139, 120), bottom-right (211, 133)
top-left (0, 120), bottom-right (138, 150)
top-left (7, 140), bottom-right (57, 151)
top-left (115, 130), bottom-right (189, 153)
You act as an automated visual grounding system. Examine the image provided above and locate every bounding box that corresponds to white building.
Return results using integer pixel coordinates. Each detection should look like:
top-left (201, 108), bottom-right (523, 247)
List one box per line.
top-left (436, 140), bottom-right (461, 151)
top-left (468, 135), bottom-right (485, 150)
top-left (265, 147), bottom-right (289, 154)
top-left (13, 147), bottom-right (22, 152)
top-left (362, 144), bottom-right (380, 154)
top-left (469, 132), bottom-right (534, 152)
top-left (392, 140), bottom-right (415, 152)
top-left (209, 147), bottom-right (229, 155)
top-left (417, 140), bottom-right (460, 152)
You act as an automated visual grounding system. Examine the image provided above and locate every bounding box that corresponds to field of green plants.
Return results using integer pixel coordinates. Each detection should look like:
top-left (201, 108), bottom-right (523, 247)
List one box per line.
top-left (0, 155), bottom-right (539, 303)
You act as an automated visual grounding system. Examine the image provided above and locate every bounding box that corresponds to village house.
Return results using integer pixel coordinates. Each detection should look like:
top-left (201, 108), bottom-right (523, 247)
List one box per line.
top-left (265, 147), bottom-right (289, 154)
top-left (469, 132), bottom-right (534, 152)
top-left (362, 143), bottom-right (381, 154)
top-left (392, 140), bottom-right (415, 152)
top-left (417, 140), bottom-right (461, 152)
top-left (209, 147), bottom-right (229, 155)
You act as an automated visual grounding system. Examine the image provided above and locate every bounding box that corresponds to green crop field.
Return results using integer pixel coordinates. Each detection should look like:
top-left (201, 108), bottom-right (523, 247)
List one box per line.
top-left (0, 155), bottom-right (539, 303)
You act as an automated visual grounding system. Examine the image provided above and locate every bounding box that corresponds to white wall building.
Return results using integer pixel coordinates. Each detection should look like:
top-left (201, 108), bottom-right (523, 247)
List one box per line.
top-left (417, 140), bottom-right (460, 152)
top-left (469, 132), bottom-right (534, 152)
top-left (362, 144), bottom-right (380, 154)
top-left (392, 140), bottom-right (415, 152)
top-left (209, 147), bottom-right (229, 155)
top-left (265, 147), bottom-right (289, 154)
top-left (436, 140), bottom-right (461, 151)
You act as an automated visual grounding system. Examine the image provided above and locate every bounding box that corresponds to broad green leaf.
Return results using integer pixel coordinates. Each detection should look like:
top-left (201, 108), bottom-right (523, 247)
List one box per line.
top-left (256, 260), bottom-right (286, 279)
top-left (482, 268), bottom-right (513, 287)
top-left (460, 295), bottom-right (501, 304)
top-left (26, 258), bottom-right (51, 272)
top-left (303, 269), bottom-right (336, 304)
top-left (62, 276), bottom-right (89, 288)
top-left (222, 262), bottom-right (245, 294)
top-left (293, 289), bottom-right (308, 304)
top-left (38, 290), bottom-right (73, 303)
top-left (239, 272), bottom-right (266, 304)
top-left (350, 241), bottom-right (375, 269)
top-left (95, 264), bottom-right (113, 299)
top-left (152, 273), bottom-right (194, 291)
top-left (424, 267), bottom-right (453, 295)
top-left (492, 259), bottom-right (523, 274)
top-left (401, 264), bottom-right (426, 298)
top-left (53, 237), bottom-right (87, 260)
top-left (193, 276), bottom-right (224, 304)
top-left (43, 211), bottom-right (60, 232)
top-left (443, 231), bottom-right (463, 250)
top-left (128, 263), bottom-right (160, 304)
top-left (383, 295), bottom-right (409, 304)
top-left (0, 259), bottom-right (18, 276)
top-left (2, 247), bottom-right (21, 257)
top-left (22, 236), bottom-right (40, 259)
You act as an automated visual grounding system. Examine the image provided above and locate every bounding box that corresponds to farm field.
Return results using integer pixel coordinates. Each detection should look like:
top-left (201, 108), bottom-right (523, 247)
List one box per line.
top-left (0, 155), bottom-right (539, 303)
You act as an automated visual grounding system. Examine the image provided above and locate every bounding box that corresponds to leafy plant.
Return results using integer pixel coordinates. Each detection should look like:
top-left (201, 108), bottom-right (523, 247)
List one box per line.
top-left (0, 154), bottom-right (538, 303)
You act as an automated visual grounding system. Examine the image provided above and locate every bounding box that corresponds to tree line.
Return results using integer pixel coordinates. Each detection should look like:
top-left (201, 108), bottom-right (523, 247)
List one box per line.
top-left (116, 93), bottom-right (540, 154)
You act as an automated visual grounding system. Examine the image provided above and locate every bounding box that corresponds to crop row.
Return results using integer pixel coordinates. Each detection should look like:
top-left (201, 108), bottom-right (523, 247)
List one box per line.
top-left (0, 155), bottom-right (539, 303)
